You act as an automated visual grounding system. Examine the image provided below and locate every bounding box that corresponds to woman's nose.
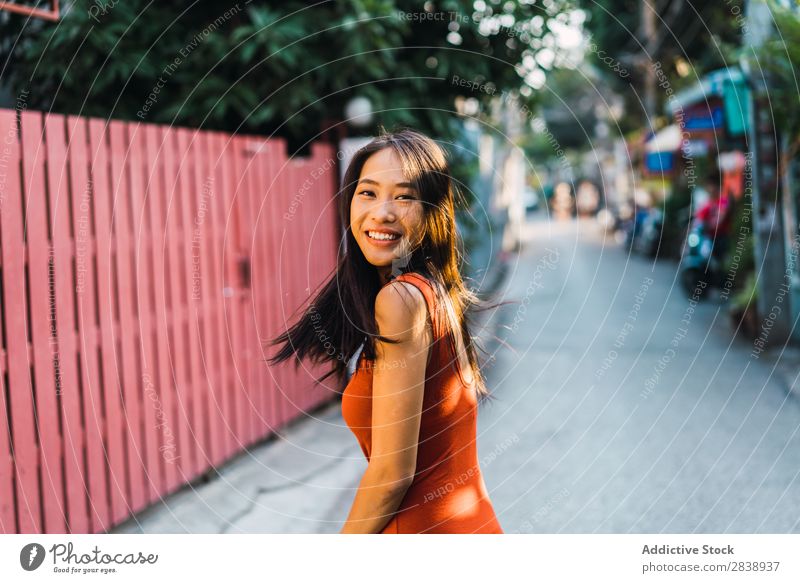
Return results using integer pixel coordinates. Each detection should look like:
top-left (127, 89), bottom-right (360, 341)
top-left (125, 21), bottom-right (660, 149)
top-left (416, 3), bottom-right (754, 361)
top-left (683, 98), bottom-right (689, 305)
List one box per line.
top-left (372, 199), bottom-right (397, 221)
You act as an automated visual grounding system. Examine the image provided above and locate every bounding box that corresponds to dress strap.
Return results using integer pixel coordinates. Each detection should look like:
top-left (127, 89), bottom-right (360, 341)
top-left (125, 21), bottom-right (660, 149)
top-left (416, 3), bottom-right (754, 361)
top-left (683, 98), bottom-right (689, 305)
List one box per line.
top-left (382, 272), bottom-right (442, 340)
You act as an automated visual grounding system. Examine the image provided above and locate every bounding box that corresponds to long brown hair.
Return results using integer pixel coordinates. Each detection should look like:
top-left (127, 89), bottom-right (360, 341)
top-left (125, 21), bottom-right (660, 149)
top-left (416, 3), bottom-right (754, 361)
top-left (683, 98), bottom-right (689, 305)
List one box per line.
top-left (268, 127), bottom-right (503, 400)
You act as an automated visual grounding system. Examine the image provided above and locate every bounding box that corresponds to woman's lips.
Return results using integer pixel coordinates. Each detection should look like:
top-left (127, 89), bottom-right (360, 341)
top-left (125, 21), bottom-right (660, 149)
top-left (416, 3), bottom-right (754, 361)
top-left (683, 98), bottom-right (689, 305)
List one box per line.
top-left (365, 232), bottom-right (402, 247)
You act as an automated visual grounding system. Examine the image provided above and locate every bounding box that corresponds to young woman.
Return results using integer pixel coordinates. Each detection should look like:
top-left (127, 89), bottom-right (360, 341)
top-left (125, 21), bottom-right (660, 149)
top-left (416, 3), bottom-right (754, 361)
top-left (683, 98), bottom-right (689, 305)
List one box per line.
top-left (269, 128), bottom-right (503, 534)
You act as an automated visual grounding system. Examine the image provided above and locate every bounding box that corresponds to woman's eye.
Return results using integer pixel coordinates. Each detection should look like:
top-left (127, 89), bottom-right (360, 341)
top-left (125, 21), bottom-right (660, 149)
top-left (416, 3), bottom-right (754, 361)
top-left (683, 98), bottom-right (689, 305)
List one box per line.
top-left (358, 190), bottom-right (375, 197)
top-left (396, 194), bottom-right (416, 200)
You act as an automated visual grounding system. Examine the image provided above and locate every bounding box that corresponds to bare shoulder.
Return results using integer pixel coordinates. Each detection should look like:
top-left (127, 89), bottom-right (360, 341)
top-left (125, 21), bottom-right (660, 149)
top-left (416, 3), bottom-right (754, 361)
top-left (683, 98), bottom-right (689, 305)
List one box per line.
top-left (375, 280), bottom-right (429, 342)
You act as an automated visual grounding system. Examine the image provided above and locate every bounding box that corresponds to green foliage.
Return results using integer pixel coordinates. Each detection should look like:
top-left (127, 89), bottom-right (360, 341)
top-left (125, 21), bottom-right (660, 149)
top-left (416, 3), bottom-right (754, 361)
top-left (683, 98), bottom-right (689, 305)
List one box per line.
top-left (0, 0), bottom-right (569, 154)
top-left (731, 269), bottom-right (758, 312)
top-left (577, 0), bottom-right (745, 128)
top-left (722, 191), bottom-right (755, 291)
top-left (756, 0), bottom-right (800, 143)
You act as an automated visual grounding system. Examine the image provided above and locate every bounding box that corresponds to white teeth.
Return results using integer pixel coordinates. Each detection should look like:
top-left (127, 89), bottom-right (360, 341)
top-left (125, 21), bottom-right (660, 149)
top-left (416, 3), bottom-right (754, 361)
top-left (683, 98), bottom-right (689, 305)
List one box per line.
top-left (367, 231), bottom-right (400, 241)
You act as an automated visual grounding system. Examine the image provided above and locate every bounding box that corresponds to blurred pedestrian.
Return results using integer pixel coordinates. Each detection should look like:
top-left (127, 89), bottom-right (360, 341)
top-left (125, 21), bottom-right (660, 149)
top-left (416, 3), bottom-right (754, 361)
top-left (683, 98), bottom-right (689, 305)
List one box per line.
top-left (576, 180), bottom-right (600, 217)
top-left (553, 182), bottom-right (574, 220)
top-left (695, 170), bottom-right (731, 260)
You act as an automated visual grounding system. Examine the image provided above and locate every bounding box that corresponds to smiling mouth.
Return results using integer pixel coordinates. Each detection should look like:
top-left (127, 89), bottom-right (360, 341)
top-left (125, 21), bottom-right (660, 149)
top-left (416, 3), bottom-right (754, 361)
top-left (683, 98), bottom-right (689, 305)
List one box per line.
top-left (366, 230), bottom-right (401, 241)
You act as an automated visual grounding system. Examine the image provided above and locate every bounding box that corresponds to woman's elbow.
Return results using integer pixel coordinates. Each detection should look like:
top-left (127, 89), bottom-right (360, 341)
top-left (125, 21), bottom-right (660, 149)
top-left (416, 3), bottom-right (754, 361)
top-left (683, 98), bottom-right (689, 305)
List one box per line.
top-left (368, 463), bottom-right (415, 496)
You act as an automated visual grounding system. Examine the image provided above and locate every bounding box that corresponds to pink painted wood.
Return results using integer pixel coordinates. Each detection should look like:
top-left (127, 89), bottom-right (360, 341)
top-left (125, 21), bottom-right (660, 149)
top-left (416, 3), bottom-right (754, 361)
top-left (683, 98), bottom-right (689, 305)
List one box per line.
top-left (0, 108), bottom-right (339, 533)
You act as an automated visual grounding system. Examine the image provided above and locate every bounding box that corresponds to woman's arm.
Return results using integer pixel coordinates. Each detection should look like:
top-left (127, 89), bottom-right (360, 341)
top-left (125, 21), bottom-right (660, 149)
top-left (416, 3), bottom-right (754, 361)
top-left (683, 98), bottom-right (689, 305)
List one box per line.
top-left (340, 281), bottom-right (432, 534)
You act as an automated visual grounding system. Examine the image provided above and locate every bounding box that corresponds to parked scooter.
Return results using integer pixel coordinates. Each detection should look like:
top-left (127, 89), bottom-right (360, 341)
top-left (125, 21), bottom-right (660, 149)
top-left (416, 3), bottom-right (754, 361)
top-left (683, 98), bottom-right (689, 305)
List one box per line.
top-left (633, 208), bottom-right (663, 258)
top-left (679, 219), bottom-right (725, 298)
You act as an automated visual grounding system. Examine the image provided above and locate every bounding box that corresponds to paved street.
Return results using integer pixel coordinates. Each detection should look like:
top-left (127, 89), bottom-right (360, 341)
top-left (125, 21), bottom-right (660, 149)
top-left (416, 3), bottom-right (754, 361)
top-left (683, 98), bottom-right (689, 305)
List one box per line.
top-left (482, 215), bottom-right (800, 533)
top-left (114, 214), bottom-right (800, 534)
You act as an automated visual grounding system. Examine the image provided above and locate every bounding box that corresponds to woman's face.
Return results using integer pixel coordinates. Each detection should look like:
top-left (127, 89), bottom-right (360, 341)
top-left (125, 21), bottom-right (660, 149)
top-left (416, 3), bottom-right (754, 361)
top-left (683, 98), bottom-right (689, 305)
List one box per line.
top-left (350, 148), bottom-right (425, 280)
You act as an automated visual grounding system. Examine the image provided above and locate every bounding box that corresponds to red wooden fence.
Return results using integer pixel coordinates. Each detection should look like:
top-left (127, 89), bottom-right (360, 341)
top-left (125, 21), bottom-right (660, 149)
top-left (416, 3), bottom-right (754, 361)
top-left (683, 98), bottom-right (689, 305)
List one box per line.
top-left (0, 107), bottom-right (340, 533)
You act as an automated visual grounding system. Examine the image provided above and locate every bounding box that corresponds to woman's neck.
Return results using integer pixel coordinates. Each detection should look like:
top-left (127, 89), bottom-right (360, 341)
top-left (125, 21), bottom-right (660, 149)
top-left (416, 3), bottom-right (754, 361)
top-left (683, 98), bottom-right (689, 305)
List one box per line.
top-left (377, 266), bottom-right (393, 286)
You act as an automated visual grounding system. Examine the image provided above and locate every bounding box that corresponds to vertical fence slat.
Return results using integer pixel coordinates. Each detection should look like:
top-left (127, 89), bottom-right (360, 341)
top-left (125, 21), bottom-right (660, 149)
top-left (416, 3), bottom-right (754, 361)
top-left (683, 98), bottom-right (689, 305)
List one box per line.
top-left (251, 139), bottom-right (266, 437)
top-left (306, 152), bottom-right (320, 406)
top-left (216, 133), bottom-right (235, 453)
top-left (287, 159), bottom-right (307, 421)
top-left (304, 151), bottom-right (322, 409)
top-left (160, 126), bottom-right (195, 484)
top-left (262, 141), bottom-right (283, 433)
top-left (193, 130), bottom-right (223, 467)
top-left (238, 136), bottom-right (259, 446)
top-left (175, 128), bottom-right (206, 478)
top-left (44, 114), bottom-right (89, 533)
top-left (251, 139), bottom-right (270, 437)
top-left (21, 111), bottom-right (67, 533)
top-left (299, 159), bottom-right (318, 412)
top-left (88, 118), bottom-right (129, 526)
top-left (0, 329), bottom-right (12, 532)
top-left (143, 124), bottom-right (181, 493)
top-left (286, 160), bottom-right (306, 415)
top-left (221, 134), bottom-right (247, 454)
top-left (0, 110), bottom-right (39, 533)
top-left (308, 146), bottom-right (327, 408)
top-left (0, 355), bottom-right (13, 531)
top-left (245, 136), bottom-right (263, 443)
top-left (108, 121), bottom-right (147, 515)
top-left (184, 130), bottom-right (207, 465)
top-left (207, 132), bottom-right (235, 461)
top-left (272, 141), bottom-right (292, 428)
top-left (128, 123), bottom-right (164, 502)
top-left (66, 115), bottom-right (111, 533)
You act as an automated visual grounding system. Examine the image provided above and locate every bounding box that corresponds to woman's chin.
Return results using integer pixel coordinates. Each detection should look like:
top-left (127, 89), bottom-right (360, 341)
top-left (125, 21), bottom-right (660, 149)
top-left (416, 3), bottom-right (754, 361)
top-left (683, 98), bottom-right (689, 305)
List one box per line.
top-left (365, 257), bottom-right (393, 270)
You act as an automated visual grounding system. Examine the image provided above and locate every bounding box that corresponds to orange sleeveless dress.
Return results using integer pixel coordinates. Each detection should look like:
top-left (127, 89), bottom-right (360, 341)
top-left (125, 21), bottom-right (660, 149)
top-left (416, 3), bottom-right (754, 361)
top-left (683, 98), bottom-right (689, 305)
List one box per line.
top-left (341, 272), bottom-right (503, 534)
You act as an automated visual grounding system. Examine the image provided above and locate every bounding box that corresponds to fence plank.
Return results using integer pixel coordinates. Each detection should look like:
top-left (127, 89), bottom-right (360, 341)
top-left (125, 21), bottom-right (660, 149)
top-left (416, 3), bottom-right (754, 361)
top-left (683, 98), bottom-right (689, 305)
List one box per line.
top-left (206, 133), bottom-right (235, 462)
top-left (192, 131), bottom-right (223, 467)
top-left (128, 123), bottom-right (164, 503)
top-left (175, 128), bottom-right (207, 478)
top-left (287, 159), bottom-right (308, 422)
top-left (159, 126), bottom-right (195, 484)
top-left (271, 141), bottom-right (292, 428)
top-left (0, 110), bottom-right (40, 533)
top-left (87, 118), bottom-right (130, 526)
top-left (220, 134), bottom-right (247, 454)
top-left (66, 115), bottom-right (111, 533)
top-left (250, 139), bottom-right (269, 436)
top-left (143, 124), bottom-right (181, 493)
top-left (299, 158), bottom-right (319, 412)
top-left (108, 121), bottom-right (148, 515)
top-left (261, 141), bottom-right (283, 433)
top-left (44, 114), bottom-right (89, 534)
top-left (20, 111), bottom-right (67, 533)
top-left (236, 137), bottom-right (259, 446)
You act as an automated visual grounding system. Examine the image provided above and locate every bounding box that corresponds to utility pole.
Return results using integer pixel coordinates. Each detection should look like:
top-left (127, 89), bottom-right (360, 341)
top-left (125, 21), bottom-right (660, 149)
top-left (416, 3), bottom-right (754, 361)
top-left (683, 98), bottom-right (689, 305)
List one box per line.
top-left (642, 0), bottom-right (658, 122)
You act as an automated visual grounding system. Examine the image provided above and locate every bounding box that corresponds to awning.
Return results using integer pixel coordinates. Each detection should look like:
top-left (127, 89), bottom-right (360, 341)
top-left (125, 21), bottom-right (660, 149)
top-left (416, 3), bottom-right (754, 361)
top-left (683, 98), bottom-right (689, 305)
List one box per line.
top-left (645, 124), bottom-right (683, 153)
top-left (665, 66), bottom-right (750, 136)
top-left (666, 67), bottom-right (745, 115)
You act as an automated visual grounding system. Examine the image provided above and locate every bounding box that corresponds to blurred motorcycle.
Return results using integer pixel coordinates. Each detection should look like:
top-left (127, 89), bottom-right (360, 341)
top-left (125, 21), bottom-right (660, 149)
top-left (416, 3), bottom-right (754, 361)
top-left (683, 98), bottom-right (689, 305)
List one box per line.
top-left (633, 208), bottom-right (663, 258)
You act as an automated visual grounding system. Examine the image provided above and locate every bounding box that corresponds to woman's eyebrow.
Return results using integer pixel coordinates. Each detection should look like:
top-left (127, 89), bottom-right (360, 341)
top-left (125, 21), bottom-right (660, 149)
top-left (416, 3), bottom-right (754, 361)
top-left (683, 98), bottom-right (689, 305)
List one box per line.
top-left (357, 178), bottom-right (416, 189)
